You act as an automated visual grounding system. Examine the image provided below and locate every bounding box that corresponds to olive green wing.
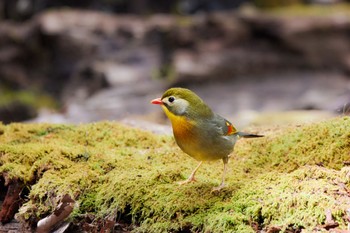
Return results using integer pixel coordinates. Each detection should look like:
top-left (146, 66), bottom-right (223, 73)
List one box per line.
top-left (211, 114), bottom-right (238, 136)
top-left (212, 114), bottom-right (263, 138)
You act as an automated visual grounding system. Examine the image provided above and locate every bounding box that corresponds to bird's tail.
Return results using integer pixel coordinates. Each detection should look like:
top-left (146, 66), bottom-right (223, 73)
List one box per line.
top-left (237, 132), bottom-right (264, 138)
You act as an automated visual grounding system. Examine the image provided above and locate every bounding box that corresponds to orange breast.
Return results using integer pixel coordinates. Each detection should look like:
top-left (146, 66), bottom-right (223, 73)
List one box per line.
top-left (161, 105), bottom-right (199, 156)
top-left (167, 114), bottom-right (194, 141)
top-left (172, 116), bottom-right (193, 139)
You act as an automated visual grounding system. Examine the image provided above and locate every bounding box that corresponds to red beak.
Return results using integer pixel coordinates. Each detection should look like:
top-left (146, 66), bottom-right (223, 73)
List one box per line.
top-left (151, 97), bottom-right (163, 105)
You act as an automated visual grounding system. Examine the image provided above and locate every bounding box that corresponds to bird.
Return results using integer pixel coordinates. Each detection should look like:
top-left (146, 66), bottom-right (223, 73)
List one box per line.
top-left (151, 87), bottom-right (263, 191)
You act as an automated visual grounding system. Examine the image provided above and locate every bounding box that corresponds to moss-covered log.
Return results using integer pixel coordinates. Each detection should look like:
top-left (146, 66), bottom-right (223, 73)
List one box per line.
top-left (0, 117), bottom-right (349, 232)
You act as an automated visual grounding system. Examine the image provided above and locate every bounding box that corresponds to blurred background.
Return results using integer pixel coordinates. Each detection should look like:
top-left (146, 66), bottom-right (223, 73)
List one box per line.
top-left (0, 0), bottom-right (349, 131)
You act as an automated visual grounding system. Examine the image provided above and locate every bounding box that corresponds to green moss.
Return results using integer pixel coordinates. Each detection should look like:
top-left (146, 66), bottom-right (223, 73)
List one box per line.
top-left (0, 87), bottom-right (58, 110)
top-left (263, 3), bottom-right (350, 17)
top-left (1, 117), bottom-right (350, 232)
top-left (235, 116), bottom-right (350, 174)
top-left (254, 0), bottom-right (302, 9)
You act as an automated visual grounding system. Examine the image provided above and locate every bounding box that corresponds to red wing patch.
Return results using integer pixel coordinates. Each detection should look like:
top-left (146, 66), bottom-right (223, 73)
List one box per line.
top-left (225, 121), bottom-right (237, 135)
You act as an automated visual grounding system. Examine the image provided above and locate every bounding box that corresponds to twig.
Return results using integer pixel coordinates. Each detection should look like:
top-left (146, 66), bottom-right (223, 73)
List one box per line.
top-left (315, 209), bottom-right (339, 231)
top-left (36, 194), bottom-right (75, 233)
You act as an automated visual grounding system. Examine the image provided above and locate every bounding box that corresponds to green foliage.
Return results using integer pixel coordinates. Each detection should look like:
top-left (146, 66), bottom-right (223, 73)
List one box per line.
top-left (0, 87), bottom-right (57, 110)
top-left (263, 3), bottom-right (350, 16)
top-left (0, 117), bottom-right (350, 232)
top-left (254, 0), bottom-right (303, 8)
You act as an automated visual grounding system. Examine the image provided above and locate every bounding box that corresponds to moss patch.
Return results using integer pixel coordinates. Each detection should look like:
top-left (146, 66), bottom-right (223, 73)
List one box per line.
top-left (0, 87), bottom-right (57, 110)
top-left (0, 117), bottom-right (350, 232)
top-left (263, 3), bottom-right (350, 17)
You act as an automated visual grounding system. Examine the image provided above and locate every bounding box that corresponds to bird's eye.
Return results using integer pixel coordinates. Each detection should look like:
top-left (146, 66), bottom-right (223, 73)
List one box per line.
top-left (168, 96), bottom-right (175, 103)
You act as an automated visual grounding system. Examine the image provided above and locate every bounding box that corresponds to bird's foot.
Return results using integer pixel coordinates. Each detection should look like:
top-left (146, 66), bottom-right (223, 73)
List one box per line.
top-left (211, 183), bottom-right (225, 193)
top-left (178, 176), bottom-right (196, 185)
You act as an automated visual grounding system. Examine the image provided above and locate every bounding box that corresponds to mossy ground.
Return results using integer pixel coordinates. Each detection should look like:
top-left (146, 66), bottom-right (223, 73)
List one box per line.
top-left (0, 117), bottom-right (350, 232)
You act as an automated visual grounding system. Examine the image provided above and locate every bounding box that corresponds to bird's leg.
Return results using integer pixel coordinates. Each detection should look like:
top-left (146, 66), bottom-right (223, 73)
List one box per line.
top-left (178, 161), bottom-right (203, 185)
top-left (211, 157), bottom-right (228, 192)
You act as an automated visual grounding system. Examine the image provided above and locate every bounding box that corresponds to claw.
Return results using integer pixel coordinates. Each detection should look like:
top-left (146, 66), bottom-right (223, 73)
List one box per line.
top-left (178, 177), bottom-right (196, 185)
top-left (211, 182), bottom-right (225, 193)
top-left (178, 161), bottom-right (202, 185)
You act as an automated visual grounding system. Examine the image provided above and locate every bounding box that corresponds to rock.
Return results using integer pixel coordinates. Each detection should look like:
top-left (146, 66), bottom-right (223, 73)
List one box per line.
top-left (1, 8), bottom-right (350, 124)
top-left (186, 71), bottom-right (348, 111)
top-left (0, 102), bottom-right (37, 124)
top-left (0, 219), bottom-right (28, 233)
top-left (247, 110), bottom-right (335, 126)
top-left (241, 12), bottom-right (350, 70)
top-left (0, 20), bottom-right (40, 88)
top-left (58, 81), bottom-right (166, 123)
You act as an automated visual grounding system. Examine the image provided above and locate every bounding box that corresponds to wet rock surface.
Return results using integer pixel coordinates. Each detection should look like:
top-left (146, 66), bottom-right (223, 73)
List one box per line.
top-left (0, 9), bottom-right (349, 125)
